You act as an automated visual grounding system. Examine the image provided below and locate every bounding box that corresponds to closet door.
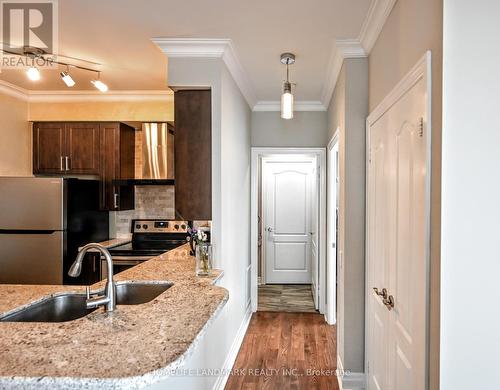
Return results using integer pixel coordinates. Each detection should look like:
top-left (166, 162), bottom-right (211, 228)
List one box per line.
top-left (366, 54), bottom-right (431, 390)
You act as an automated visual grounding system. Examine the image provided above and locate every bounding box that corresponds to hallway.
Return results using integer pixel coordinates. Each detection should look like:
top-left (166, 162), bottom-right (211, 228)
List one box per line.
top-left (225, 312), bottom-right (339, 390)
top-left (258, 284), bottom-right (317, 313)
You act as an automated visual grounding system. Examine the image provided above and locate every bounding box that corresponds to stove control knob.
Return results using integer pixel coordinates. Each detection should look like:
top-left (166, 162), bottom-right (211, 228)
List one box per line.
top-left (174, 224), bottom-right (179, 230)
top-left (181, 224), bottom-right (186, 230)
top-left (142, 224), bottom-right (148, 230)
top-left (135, 224), bottom-right (141, 230)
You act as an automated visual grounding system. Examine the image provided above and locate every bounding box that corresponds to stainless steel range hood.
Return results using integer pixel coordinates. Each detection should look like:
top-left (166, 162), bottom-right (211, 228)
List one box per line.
top-left (142, 123), bottom-right (174, 180)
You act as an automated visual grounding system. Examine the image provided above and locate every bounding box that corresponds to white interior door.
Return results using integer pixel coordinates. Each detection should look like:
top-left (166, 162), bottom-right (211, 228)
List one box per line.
top-left (263, 158), bottom-right (314, 284)
top-left (367, 55), bottom-right (430, 390)
top-left (326, 138), bottom-right (339, 324)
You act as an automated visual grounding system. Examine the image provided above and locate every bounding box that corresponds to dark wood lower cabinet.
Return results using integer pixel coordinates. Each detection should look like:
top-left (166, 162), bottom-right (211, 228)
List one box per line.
top-left (174, 89), bottom-right (212, 220)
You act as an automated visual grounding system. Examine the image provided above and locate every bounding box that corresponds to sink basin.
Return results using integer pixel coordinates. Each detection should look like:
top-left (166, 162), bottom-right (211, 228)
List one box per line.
top-left (0, 294), bottom-right (96, 323)
top-left (0, 281), bottom-right (172, 323)
top-left (115, 281), bottom-right (172, 305)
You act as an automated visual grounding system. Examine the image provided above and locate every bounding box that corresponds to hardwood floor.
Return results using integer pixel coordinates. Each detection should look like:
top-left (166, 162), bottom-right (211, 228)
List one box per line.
top-left (258, 284), bottom-right (317, 313)
top-left (225, 312), bottom-right (339, 390)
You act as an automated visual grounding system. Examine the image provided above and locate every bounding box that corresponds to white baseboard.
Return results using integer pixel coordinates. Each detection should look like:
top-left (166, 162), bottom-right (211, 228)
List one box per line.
top-left (337, 354), bottom-right (365, 390)
top-left (212, 305), bottom-right (253, 390)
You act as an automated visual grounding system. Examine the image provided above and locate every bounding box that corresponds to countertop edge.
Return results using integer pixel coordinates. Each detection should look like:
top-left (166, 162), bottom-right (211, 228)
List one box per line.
top-left (0, 291), bottom-right (229, 390)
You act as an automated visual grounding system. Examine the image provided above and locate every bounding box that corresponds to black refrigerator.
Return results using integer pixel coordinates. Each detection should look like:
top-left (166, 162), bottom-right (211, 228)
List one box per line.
top-left (0, 177), bottom-right (109, 285)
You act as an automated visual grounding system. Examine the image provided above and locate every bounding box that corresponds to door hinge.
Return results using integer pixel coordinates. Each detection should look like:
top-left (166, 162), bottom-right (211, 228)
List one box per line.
top-left (419, 117), bottom-right (424, 137)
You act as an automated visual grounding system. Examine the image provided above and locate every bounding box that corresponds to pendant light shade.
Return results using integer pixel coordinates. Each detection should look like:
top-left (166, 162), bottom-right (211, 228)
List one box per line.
top-left (281, 81), bottom-right (294, 119)
top-left (280, 53), bottom-right (295, 120)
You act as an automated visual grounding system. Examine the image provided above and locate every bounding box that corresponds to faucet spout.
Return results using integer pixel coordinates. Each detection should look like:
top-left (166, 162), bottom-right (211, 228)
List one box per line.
top-left (69, 243), bottom-right (116, 312)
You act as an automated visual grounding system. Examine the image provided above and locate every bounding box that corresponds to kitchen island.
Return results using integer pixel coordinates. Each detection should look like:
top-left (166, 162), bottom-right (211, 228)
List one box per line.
top-left (0, 244), bottom-right (227, 389)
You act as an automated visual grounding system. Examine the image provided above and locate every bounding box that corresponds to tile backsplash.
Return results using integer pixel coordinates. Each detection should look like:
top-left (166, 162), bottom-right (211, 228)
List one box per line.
top-left (110, 185), bottom-right (175, 237)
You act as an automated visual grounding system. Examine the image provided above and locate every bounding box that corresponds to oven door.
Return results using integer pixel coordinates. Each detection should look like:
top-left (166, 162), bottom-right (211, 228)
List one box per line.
top-left (101, 256), bottom-right (152, 280)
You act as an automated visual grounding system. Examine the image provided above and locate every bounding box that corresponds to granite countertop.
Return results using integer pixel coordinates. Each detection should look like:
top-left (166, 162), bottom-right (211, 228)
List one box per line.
top-left (78, 237), bottom-right (132, 251)
top-left (0, 244), bottom-right (227, 389)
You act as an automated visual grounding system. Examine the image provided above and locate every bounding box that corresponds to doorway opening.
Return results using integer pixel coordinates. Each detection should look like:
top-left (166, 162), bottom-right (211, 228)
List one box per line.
top-left (250, 148), bottom-right (326, 316)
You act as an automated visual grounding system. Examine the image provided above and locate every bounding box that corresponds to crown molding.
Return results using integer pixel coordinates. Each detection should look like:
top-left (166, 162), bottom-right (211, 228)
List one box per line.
top-left (320, 0), bottom-right (397, 108)
top-left (253, 100), bottom-right (326, 112)
top-left (358, 0), bottom-right (397, 53)
top-left (0, 80), bottom-right (173, 102)
top-left (320, 40), bottom-right (367, 108)
top-left (152, 38), bottom-right (257, 108)
top-left (0, 80), bottom-right (29, 101)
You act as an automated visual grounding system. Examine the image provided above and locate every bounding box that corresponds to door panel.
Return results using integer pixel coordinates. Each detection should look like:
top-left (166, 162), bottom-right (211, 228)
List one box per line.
top-left (263, 159), bottom-right (313, 284)
top-left (33, 122), bottom-right (65, 174)
top-left (66, 122), bottom-right (100, 174)
top-left (367, 60), bottom-right (429, 390)
top-left (0, 231), bottom-right (63, 284)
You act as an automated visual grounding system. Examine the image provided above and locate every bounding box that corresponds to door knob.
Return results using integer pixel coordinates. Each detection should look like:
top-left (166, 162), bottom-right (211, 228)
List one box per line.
top-left (383, 295), bottom-right (395, 310)
top-left (373, 287), bottom-right (388, 299)
top-left (267, 227), bottom-right (273, 232)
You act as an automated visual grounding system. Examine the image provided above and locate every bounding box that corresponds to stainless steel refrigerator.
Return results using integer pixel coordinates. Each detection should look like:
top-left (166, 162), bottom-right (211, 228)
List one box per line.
top-left (0, 177), bottom-right (109, 285)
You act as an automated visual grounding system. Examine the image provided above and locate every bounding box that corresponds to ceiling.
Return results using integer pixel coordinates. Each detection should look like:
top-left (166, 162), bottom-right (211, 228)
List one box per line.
top-left (0, 0), bottom-right (373, 105)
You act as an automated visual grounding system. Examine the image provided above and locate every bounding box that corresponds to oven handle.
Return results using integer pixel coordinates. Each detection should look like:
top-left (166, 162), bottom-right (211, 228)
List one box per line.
top-left (107, 256), bottom-right (152, 263)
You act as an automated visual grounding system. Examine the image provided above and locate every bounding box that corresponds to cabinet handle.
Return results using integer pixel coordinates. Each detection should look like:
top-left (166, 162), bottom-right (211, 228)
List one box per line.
top-left (65, 156), bottom-right (70, 171)
top-left (113, 193), bottom-right (119, 209)
top-left (60, 156), bottom-right (64, 171)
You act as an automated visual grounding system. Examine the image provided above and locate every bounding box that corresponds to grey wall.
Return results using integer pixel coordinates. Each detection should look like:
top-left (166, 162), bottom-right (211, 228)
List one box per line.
top-left (251, 111), bottom-right (328, 147)
top-left (327, 57), bottom-right (368, 373)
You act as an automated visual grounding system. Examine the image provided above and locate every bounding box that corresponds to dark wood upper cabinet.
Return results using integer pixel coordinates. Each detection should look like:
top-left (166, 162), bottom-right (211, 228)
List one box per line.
top-left (33, 122), bottom-right (66, 174)
top-left (99, 123), bottom-right (135, 211)
top-left (32, 121), bottom-right (135, 211)
top-left (174, 89), bottom-right (212, 220)
top-left (65, 123), bottom-right (100, 175)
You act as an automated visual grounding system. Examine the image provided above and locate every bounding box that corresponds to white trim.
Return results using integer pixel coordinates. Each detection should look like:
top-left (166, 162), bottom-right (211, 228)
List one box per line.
top-left (325, 131), bottom-right (339, 325)
top-left (212, 305), bottom-right (252, 390)
top-left (337, 355), bottom-right (366, 390)
top-left (320, 40), bottom-right (367, 108)
top-left (250, 147), bottom-right (327, 314)
top-left (365, 51), bottom-right (432, 390)
top-left (320, 0), bottom-right (397, 108)
top-left (358, 0), bottom-right (397, 53)
top-left (152, 38), bottom-right (257, 109)
top-left (0, 80), bottom-right (174, 102)
top-left (252, 100), bottom-right (327, 112)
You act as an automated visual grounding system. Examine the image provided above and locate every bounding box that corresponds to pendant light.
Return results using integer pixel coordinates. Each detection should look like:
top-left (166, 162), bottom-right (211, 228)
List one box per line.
top-left (280, 53), bottom-right (295, 120)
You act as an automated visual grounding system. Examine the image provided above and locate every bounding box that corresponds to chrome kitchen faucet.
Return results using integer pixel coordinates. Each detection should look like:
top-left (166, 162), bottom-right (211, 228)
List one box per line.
top-left (68, 243), bottom-right (116, 312)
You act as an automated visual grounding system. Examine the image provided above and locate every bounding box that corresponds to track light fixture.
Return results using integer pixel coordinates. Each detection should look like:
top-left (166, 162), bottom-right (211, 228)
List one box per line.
top-left (60, 66), bottom-right (75, 87)
top-left (26, 66), bottom-right (40, 81)
top-left (91, 72), bottom-right (108, 92)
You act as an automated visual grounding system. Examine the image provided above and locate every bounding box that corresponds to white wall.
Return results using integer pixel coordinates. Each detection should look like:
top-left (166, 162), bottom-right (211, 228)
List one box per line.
top-left (168, 56), bottom-right (252, 384)
top-left (441, 1), bottom-right (500, 389)
top-left (251, 111), bottom-right (327, 147)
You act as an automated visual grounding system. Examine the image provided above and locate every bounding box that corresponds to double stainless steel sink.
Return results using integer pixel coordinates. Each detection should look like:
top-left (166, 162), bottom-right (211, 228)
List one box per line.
top-left (0, 281), bottom-right (172, 323)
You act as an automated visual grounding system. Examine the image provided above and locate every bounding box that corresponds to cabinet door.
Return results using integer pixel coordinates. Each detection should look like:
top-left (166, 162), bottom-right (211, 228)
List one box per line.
top-left (65, 122), bottom-right (100, 174)
top-left (99, 123), bottom-right (135, 211)
top-left (33, 122), bottom-right (65, 174)
top-left (174, 90), bottom-right (212, 220)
